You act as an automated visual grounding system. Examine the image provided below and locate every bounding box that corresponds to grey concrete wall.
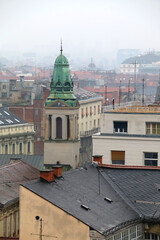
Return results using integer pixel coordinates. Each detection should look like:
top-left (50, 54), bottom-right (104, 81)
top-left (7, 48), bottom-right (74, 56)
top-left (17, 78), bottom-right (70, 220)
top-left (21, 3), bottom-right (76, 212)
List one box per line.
top-left (79, 136), bottom-right (92, 165)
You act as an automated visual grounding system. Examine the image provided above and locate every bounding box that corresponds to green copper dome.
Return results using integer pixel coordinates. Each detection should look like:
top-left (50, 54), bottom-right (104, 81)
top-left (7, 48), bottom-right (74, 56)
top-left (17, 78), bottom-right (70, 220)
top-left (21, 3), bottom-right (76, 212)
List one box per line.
top-left (45, 47), bottom-right (79, 108)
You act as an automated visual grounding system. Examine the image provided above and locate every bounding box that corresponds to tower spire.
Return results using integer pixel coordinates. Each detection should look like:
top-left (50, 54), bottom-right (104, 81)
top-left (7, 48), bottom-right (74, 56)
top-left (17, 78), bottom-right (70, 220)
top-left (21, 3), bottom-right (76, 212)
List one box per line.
top-left (60, 39), bottom-right (63, 55)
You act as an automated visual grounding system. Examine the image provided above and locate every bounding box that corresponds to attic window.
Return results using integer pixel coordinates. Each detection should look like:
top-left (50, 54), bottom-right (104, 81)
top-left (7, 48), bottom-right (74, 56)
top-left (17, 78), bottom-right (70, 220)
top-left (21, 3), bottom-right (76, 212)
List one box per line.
top-left (6, 119), bottom-right (13, 123)
top-left (104, 197), bottom-right (112, 203)
top-left (14, 118), bottom-right (20, 122)
top-left (4, 111), bottom-right (10, 115)
top-left (81, 204), bottom-right (90, 211)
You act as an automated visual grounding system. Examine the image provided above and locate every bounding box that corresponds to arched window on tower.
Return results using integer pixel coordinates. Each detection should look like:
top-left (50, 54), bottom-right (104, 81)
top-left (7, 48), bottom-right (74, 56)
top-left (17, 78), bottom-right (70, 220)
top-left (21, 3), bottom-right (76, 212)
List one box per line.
top-left (56, 117), bottom-right (62, 139)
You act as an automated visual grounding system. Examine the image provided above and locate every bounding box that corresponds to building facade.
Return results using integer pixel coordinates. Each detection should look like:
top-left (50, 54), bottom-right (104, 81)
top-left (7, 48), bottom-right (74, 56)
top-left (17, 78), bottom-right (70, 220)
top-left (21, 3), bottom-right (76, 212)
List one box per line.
top-left (0, 160), bottom-right (39, 238)
top-left (0, 108), bottom-right (35, 155)
top-left (93, 105), bottom-right (160, 166)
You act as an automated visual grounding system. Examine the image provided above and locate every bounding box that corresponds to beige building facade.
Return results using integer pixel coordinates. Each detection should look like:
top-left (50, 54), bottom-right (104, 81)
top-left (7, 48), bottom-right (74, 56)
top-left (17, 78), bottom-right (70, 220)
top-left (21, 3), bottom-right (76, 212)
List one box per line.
top-left (20, 186), bottom-right (90, 240)
top-left (44, 106), bottom-right (80, 168)
top-left (93, 106), bottom-right (160, 166)
top-left (0, 108), bottom-right (35, 155)
top-left (78, 98), bottom-right (102, 137)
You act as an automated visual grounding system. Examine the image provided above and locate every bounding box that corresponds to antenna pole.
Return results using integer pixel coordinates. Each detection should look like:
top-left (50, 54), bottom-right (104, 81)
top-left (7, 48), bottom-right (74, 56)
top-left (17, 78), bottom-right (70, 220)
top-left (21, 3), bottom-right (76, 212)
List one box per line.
top-left (142, 78), bottom-right (145, 105)
top-left (119, 80), bottom-right (121, 106)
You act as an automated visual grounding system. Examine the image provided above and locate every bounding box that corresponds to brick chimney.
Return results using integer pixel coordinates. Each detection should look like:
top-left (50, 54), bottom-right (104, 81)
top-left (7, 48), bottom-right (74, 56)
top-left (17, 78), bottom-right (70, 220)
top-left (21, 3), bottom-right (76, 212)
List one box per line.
top-left (52, 165), bottom-right (62, 178)
top-left (40, 170), bottom-right (55, 182)
top-left (92, 155), bottom-right (103, 165)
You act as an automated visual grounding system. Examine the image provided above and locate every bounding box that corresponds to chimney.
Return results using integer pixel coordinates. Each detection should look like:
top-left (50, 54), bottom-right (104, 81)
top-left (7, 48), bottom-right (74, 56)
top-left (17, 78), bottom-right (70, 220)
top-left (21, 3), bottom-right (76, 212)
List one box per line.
top-left (92, 155), bottom-right (103, 165)
top-left (52, 165), bottom-right (62, 178)
top-left (40, 170), bottom-right (55, 182)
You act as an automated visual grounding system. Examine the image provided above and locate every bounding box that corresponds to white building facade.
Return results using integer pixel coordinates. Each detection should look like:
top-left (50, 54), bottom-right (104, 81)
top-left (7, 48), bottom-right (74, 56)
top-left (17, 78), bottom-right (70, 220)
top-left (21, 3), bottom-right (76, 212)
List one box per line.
top-left (93, 106), bottom-right (160, 166)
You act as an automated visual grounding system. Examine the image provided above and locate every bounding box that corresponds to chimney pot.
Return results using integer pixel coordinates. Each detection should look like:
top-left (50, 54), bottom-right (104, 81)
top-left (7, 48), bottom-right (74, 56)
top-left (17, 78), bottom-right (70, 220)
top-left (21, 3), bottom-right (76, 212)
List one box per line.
top-left (40, 170), bottom-right (55, 182)
top-left (92, 155), bottom-right (103, 165)
top-left (52, 165), bottom-right (62, 178)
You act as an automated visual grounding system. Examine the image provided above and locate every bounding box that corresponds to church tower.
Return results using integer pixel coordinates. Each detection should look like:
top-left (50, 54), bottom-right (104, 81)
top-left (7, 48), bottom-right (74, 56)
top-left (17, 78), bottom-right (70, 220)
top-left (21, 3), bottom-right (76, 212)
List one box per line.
top-left (44, 45), bottom-right (80, 169)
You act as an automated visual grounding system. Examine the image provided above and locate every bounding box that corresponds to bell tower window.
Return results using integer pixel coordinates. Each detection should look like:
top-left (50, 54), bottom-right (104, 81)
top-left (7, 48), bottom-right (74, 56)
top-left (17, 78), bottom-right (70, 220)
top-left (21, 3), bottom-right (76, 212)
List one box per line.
top-left (56, 117), bottom-right (62, 139)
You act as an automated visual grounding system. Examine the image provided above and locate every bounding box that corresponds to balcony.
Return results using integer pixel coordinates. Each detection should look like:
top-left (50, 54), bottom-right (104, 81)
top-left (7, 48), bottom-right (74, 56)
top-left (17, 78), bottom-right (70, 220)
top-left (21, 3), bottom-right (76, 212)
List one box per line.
top-left (80, 127), bottom-right (101, 137)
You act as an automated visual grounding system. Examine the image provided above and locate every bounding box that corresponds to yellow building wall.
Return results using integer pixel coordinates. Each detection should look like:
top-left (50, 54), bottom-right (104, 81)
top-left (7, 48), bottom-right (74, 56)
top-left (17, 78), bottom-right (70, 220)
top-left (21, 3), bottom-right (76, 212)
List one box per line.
top-left (78, 99), bottom-right (101, 136)
top-left (0, 124), bottom-right (35, 155)
top-left (20, 186), bottom-right (90, 240)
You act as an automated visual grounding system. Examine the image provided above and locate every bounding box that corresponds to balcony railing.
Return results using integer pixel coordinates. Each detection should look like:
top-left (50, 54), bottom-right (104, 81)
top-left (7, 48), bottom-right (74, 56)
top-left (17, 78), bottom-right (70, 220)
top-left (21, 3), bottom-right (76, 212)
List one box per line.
top-left (80, 127), bottom-right (101, 137)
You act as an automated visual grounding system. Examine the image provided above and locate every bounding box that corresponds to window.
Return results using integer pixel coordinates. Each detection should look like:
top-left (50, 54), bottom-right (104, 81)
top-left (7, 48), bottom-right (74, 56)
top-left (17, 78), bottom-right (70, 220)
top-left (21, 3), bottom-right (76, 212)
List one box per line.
top-left (2, 92), bottom-right (7, 98)
top-left (81, 108), bottom-right (85, 118)
top-left (90, 106), bottom-right (93, 116)
top-left (98, 105), bottom-right (100, 114)
top-left (86, 107), bottom-right (89, 117)
top-left (28, 141), bottom-right (30, 153)
top-left (111, 151), bottom-right (125, 164)
top-left (3, 85), bottom-right (6, 89)
top-left (7, 215), bottom-right (11, 236)
top-left (94, 106), bottom-right (96, 115)
top-left (35, 109), bottom-right (39, 115)
top-left (56, 117), bottom-right (62, 139)
top-left (12, 144), bottom-right (15, 154)
top-left (34, 124), bottom-right (38, 131)
top-left (114, 121), bottom-right (127, 133)
top-left (98, 119), bottom-right (100, 127)
top-left (144, 152), bottom-right (158, 166)
top-left (146, 122), bottom-right (160, 135)
top-left (19, 143), bottom-right (22, 154)
top-left (5, 145), bottom-right (8, 154)
top-left (94, 120), bottom-right (96, 128)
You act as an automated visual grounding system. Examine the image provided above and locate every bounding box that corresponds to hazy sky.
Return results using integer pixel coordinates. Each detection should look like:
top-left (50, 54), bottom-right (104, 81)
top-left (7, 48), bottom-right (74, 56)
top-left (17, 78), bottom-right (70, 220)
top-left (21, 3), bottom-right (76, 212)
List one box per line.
top-left (0, 0), bottom-right (160, 65)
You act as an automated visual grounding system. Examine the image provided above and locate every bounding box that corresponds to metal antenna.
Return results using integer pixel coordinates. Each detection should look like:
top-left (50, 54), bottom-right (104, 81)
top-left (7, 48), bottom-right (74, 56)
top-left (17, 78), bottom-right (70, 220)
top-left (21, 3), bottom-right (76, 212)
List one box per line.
top-left (60, 39), bottom-right (63, 55)
top-left (142, 78), bottom-right (145, 105)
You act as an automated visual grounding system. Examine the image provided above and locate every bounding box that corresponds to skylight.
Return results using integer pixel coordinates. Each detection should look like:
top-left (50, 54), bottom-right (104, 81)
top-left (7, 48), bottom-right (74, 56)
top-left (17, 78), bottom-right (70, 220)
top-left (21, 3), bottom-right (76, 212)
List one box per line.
top-left (81, 204), bottom-right (90, 210)
top-left (14, 118), bottom-right (20, 122)
top-left (0, 120), bottom-right (4, 124)
top-left (104, 197), bottom-right (112, 203)
top-left (4, 111), bottom-right (10, 115)
top-left (6, 119), bottom-right (13, 123)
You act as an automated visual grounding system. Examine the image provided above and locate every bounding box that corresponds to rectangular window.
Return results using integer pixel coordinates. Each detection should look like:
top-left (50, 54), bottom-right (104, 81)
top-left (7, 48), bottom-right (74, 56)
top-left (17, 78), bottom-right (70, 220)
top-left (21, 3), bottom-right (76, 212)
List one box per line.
top-left (94, 120), bottom-right (96, 128)
top-left (90, 106), bottom-right (93, 116)
top-left (19, 143), bottom-right (22, 154)
top-left (94, 106), bottom-right (96, 115)
top-left (81, 108), bottom-right (85, 118)
top-left (12, 143), bottom-right (15, 154)
top-left (5, 145), bottom-right (8, 154)
top-left (2, 92), bottom-right (7, 98)
top-left (13, 213), bottom-right (16, 236)
top-left (3, 85), bottom-right (6, 89)
top-left (111, 151), bottom-right (125, 164)
top-left (28, 141), bottom-right (30, 153)
top-left (114, 121), bottom-right (128, 133)
top-left (98, 105), bottom-right (100, 114)
top-left (86, 107), bottom-right (88, 117)
top-left (146, 122), bottom-right (160, 135)
top-left (144, 152), bottom-right (158, 166)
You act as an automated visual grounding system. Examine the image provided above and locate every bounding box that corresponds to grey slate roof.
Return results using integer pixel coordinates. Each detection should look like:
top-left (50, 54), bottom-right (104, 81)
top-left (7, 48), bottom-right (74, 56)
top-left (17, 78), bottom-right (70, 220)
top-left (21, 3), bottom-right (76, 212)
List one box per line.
top-left (0, 107), bottom-right (26, 126)
top-left (0, 160), bottom-right (39, 207)
top-left (102, 168), bottom-right (160, 220)
top-left (0, 154), bottom-right (44, 170)
top-left (74, 86), bottom-right (102, 101)
top-left (22, 165), bottom-right (139, 235)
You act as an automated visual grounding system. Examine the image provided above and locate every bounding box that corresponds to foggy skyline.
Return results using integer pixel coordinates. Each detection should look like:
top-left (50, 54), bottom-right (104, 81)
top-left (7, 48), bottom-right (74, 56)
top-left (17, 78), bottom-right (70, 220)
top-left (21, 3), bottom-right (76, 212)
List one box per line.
top-left (0, 0), bottom-right (160, 67)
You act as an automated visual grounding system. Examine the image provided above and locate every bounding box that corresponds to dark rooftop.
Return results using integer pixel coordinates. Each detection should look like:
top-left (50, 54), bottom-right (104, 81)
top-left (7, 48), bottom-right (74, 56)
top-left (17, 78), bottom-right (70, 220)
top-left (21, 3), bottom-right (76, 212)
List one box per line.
top-left (0, 160), bottom-right (39, 207)
top-left (0, 107), bottom-right (26, 126)
top-left (22, 164), bottom-right (139, 235)
top-left (74, 86), bottom-right (102, 101)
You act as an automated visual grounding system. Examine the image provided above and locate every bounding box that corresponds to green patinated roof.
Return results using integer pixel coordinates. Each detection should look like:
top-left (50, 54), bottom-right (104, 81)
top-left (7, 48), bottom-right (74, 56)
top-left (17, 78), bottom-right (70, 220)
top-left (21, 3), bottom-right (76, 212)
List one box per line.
top-left (45, 49), bottom-right (79, 108)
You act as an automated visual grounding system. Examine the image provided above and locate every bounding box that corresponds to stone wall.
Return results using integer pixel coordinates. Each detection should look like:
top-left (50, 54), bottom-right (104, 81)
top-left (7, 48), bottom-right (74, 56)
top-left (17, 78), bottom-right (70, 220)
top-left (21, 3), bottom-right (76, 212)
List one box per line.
top-left (79, 136), bottom-right (92, 166)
